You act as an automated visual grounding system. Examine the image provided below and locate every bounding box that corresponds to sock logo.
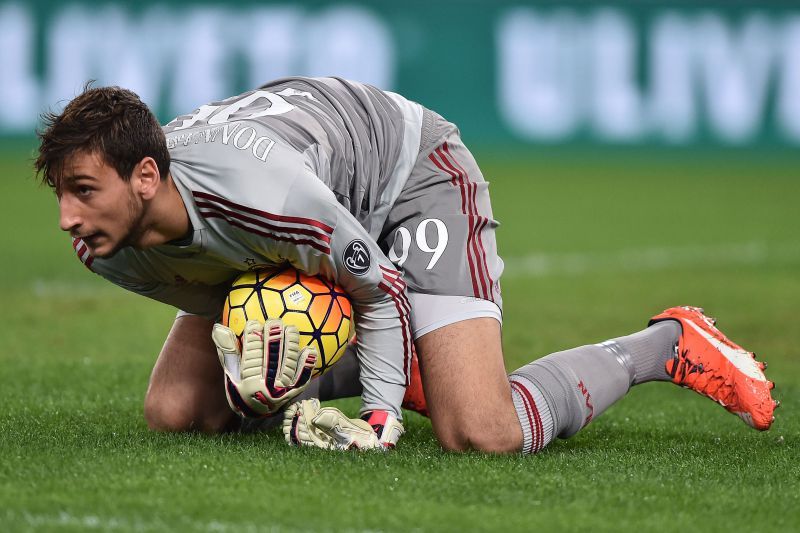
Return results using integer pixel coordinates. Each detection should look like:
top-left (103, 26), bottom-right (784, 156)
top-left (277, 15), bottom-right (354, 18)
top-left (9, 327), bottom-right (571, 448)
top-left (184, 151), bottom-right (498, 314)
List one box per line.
top-left (578, 380), bottom-right (594, 426)
top-left (667, 349), bottom-right (705, 383)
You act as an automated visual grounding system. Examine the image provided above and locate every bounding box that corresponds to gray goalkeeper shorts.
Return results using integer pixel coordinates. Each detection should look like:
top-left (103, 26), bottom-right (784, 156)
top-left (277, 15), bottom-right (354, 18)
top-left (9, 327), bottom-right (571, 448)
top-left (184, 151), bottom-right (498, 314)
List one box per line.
top-left (380, 110), bottom-right (503, 338)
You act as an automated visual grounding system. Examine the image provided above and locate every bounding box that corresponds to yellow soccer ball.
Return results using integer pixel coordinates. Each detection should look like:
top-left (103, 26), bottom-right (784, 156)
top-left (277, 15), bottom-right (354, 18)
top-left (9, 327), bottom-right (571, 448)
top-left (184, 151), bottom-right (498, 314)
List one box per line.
top-left (221, 266), bottom-right (354, 378)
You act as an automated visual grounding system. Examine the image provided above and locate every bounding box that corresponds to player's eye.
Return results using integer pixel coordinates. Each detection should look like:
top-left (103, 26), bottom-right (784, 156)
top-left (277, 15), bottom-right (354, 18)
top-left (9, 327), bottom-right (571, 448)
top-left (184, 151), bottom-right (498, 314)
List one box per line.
top-left (76, 185), bottom-right (93, 197)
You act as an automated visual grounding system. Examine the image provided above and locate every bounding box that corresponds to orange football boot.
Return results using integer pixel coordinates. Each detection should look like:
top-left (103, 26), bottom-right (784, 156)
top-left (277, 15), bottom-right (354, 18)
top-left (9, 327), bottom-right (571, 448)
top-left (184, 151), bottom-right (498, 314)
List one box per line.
top-left (401, 351), bottom-right (429, 417)
top-left (649, 306), bottom-right (778, 430)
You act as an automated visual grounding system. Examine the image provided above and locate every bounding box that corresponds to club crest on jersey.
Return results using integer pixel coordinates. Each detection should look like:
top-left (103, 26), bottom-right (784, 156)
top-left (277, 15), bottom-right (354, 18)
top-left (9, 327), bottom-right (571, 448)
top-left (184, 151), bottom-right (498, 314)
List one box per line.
top-left (343, 240), bottom-right (371, 276)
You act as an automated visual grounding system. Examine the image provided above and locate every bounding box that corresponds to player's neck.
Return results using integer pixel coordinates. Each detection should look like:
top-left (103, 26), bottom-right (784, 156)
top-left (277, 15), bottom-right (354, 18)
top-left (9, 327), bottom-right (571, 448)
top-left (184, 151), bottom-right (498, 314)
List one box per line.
top-left (135, 173), bottom-right (191, 249)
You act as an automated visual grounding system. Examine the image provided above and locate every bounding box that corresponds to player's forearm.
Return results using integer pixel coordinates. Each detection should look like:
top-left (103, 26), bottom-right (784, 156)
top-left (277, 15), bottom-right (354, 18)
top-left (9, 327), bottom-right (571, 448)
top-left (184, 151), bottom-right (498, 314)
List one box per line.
top-left (351, 303), bottom-right (411, 419)
top-left (359, 377), bottom-right (406, 420)
top-left (281, 173), bottom-right (411, 417)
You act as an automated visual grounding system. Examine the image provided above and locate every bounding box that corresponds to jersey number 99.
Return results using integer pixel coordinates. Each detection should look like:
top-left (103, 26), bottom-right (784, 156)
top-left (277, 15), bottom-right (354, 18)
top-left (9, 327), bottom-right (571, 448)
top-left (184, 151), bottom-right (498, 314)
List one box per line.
top-left (388, 218), bottom-right (449, 270)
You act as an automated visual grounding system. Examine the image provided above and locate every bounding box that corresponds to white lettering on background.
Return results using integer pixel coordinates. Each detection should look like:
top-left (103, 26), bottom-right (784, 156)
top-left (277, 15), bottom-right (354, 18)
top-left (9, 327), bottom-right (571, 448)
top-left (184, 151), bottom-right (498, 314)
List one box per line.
top-left (498, 8), bottom-right (584, 140)
top-left (2, 3), bottom-right (394, 127)
top-left (220, 123), bottom-right (242, 145)
top-left (589, 9), bottom-right (644, 140)
top-left (45, 4), bottom-right (175, 110)
top-left (497, 8), bottom-right (798, 144)
top-left (231, 127), bottom-right (257, 150)
top-left (252, 137), bottom-right (276, 161)
top-left (648, 12), bottom-right (697, 142)
top-left (696, 13), bottom-right (776, 143)
top-left (0, 4), bottom-right (39, 131)
top-left (776, 16), bottom-right (800, 141)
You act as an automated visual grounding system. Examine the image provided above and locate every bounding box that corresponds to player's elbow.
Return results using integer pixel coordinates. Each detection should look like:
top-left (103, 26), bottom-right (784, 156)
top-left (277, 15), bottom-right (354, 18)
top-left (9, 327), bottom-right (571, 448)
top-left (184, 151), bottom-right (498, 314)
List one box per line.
top-left (144, 391), bottom-right (234, 434)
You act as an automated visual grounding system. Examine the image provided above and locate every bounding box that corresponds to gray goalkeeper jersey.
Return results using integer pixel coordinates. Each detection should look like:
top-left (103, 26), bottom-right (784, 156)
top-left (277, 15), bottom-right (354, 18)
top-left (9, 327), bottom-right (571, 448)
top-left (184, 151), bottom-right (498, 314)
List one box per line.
top-left (75, 77), bottom-right (425, 418)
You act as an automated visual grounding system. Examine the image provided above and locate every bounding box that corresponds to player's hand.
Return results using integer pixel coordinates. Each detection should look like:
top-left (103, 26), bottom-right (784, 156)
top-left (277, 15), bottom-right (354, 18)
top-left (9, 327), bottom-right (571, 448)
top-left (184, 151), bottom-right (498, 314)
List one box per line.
top-left (283, 398), bottom-right (404, 450)
top-left (212, 319), bottom-right (317, 417)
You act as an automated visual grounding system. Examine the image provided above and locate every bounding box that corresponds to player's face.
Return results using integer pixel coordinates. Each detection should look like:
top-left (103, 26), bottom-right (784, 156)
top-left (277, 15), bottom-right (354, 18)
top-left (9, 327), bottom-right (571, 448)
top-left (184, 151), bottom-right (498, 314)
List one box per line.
top-left (57, 151), bottom-right (146, 258)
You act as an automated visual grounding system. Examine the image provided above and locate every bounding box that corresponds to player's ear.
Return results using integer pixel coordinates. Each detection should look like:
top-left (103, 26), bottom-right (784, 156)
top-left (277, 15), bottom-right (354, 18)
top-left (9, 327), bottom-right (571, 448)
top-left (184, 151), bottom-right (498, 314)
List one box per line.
top-left (135, 156), bottom-right (161, 200)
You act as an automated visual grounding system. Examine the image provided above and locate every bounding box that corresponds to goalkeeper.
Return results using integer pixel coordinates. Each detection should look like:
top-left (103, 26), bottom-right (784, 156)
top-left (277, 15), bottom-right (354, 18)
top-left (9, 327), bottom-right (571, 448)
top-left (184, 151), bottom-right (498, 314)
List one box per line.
top-left (36, 78), bottom-right (777, 453)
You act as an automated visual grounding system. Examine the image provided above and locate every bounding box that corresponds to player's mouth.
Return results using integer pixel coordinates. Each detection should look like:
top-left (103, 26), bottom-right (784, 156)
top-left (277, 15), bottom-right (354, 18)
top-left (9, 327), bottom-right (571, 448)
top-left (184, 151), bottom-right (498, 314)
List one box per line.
top-left (80, 233), bottom-right (104, 249)
top-left (83, 232), bottom-right (124, 258)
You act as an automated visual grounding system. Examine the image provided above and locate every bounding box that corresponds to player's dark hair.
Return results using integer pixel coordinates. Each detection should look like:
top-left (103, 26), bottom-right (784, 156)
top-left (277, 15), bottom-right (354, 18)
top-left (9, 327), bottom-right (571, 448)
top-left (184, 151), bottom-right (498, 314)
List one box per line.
top-left (35, 82), bottom-right (170, 191)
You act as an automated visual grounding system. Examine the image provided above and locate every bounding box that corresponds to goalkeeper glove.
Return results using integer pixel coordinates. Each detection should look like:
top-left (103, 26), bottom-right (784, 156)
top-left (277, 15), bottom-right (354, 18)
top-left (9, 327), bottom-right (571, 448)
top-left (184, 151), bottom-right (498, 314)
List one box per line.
top-left (283, 398), bottom-right (404, 450)
top-left (212, 319), bottom-right (317, 417)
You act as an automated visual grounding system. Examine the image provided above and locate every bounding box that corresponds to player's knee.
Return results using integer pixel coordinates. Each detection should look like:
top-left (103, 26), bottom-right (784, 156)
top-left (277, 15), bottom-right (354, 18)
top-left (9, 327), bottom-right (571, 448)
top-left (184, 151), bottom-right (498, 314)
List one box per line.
top-left (144, 389), bottom-right (233, 433)
top-left (435, 421), bottom-right (521, 454)
top-left (467, 431), bottom-right (521, 454)
top-left (143, 393), bottom-right (194, 432)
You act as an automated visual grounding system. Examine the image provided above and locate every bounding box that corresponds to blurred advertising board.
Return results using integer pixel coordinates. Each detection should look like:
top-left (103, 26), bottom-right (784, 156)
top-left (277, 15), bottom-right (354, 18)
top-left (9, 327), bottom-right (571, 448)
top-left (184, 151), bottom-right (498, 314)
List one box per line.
top-left (3, 1), bottom-right (799, 147)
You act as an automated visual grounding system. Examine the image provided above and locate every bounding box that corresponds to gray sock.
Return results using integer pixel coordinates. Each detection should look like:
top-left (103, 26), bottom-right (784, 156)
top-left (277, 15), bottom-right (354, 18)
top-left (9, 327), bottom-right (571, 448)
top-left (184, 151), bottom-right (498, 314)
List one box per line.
top-left (509, 320), bottom-right (682, 449)
top-left (600, 320), bottom-right (680, 385)
top-left (508, 375), bottom-right (556, 454)
top-left (511, 343), bottom-right (632, 440)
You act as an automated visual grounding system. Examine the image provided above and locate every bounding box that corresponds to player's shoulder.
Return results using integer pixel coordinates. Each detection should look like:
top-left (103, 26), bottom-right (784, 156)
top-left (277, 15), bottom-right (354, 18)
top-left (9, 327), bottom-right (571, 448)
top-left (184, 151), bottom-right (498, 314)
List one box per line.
top-left (168, 131), bottom-right (338, 251)
top-left (168, 121), bottom-right (305, 205)
top-left (167, 116), bottom-right (303, 177)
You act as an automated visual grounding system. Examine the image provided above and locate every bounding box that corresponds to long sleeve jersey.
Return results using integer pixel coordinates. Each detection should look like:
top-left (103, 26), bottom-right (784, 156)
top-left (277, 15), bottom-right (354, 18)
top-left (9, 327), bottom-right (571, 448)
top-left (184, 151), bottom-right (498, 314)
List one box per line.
top-left (74, 77), bottom-right (425, 418)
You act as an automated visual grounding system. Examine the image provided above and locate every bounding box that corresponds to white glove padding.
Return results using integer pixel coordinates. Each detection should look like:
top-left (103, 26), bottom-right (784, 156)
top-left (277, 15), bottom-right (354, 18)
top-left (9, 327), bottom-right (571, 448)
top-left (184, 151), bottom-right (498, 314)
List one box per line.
top-left (283, 399), bottom-right (404, 450)
top-left (212, 319), bottom-right (317, 417)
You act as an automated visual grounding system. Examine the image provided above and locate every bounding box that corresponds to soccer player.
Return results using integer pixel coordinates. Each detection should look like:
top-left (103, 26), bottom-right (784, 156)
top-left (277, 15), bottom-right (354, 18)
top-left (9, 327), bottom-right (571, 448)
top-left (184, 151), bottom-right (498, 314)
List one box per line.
top-left (35, 78), bottom-right (778, 453)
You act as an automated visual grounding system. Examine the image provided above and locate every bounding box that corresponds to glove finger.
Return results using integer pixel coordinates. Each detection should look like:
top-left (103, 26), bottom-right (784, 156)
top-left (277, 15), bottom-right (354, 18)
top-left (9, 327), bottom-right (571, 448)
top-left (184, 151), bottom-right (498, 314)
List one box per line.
top-left (240, 320), bottom-right (267, 378)
top-left (304, 398), bottom-right (322, 412)
top-left (212, 323), bottom-right (239, 353)
top-left (224, 375), bottom-right (266, 419)
top-left (267, 322), bottom-right (313, 390)
top-left (310, 409), bottom-right (350, 448)
top-left (312, 408), bottom-right (375, 445)
top-left (283, 399), bottom-right (321, 447)
top-left (281, 323), bottom-right (300, 347)
top-left (277, 323), bottom-right (300, 380)
top-left (283, 401), bottom-right (300, 419)
top-left (311, 407), bottom-right (348, 431)
top-left (242, 319), bottom-right (266, 353)
top-left (292, 347), bottom-right (317, 389)
top-left (212, 324), bottom-right (241, 376)
top-left (284, 410), bottom-right (301, 446)
top-left (262, 319), bottom-right (287, 386)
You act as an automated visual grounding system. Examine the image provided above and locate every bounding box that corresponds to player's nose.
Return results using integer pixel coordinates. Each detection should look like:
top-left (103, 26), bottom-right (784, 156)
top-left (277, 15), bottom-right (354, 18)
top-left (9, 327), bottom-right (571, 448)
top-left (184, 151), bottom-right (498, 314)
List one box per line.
top-left (58, 196), bottom-right (82, 233)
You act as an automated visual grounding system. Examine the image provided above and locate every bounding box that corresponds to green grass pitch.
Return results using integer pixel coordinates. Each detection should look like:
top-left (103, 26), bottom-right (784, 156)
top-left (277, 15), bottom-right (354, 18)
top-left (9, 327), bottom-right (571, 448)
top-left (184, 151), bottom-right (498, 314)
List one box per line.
top-left (1, 143), bottom-right (798, 531)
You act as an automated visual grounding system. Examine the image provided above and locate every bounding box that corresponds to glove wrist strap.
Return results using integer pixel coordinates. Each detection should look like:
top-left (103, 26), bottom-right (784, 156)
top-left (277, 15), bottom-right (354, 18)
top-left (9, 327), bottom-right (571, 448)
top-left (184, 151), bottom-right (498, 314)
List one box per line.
top-left (362, 410), bottom-right (404, 449)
